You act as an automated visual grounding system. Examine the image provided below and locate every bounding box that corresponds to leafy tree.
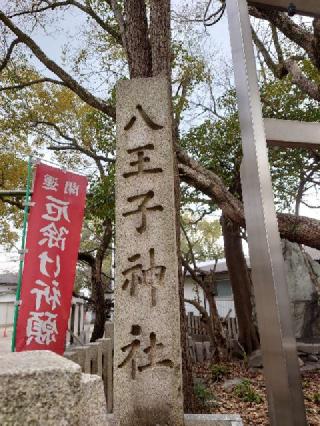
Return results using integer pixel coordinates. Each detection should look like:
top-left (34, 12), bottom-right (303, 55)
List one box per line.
top-left (181, 214), bottom-right (223, 262)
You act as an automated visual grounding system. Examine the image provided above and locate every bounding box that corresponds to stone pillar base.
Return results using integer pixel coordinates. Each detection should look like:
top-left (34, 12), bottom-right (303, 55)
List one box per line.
top-left (106, 413), bottom-right (243, 425)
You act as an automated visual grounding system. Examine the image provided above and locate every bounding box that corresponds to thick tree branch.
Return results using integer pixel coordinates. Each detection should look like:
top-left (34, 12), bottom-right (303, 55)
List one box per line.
top-left (96, 219), bottom-right (113, 269)
top-left (177, 147), bottom-right (320, 250)
top-left (69, 0), bottom-right (122, 45)
top-left (313, 18), bottom-right (320, 69)
top-left (185, 298), bottom-right (209, 320)
top-left (285, 59), bottom-right (320, 101)
top-left (8, 1), bottom-right (71, 18)
top-left (271, 24), bottom-right (284, 64)
top-left (249, 7), bottom-right (317, 66)
top-left (0, 9), bottom-right (116, 119)
top-left (251, 25), bottom-right (287, 78)
top-left (252, 27), bottom-right (320, 101)
top-left (78, 251), bottom-right (95, 267)
top-left (177, 148), bottom-right (245, 225)
top-left (0, 38), bottom-right (20, 72)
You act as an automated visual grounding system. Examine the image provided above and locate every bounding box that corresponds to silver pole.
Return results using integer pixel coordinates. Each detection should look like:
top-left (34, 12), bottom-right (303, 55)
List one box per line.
top-left (226, 0), bottom-right (307, 424)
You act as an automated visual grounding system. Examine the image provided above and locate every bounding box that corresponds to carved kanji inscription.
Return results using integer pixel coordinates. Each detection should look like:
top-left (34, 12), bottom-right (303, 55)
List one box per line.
top-left (122, 191), bottom-right (163, 234)
top-left (124, 105), bottom-right (164, 131)
top-left (118, 325), bottom-right (174, 379)
top-left (123, 144), bottom-right (163, 178)
top-left (122, 248), bottom-right (166, 307)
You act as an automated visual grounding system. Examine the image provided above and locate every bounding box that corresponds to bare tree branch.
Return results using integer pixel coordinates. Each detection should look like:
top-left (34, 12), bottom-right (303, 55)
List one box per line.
top-left (313, 18), bottom-right (320, 69)
top-left (0, 9), bottom-right (116, 119)
top-left (8, 0), bottom-right (122, 45)
top-left (31, 120), bottom-right (75, 143)
top-left (110, 0), bottom-right (127, 48)
top-left (0, 77), bottom-right (66, 91)
top-left (285, 59), bottom-right (320, 101)
top-left (30, 120), bottom-right (113, 177)
top-left (251, 25), bottom-right (287, 78)
top-left (249, 6), bottom-right (317, 67)
top-left (185, 298), bottom-right (209, 319)
top-left (251, 26), bottom-right (320, 101)
top-left (0, 196), bottom-right (23, 210)
top-left (271, 24), bottom-right (284, 64)
top-left (0, 38), bottom-right (20, 72)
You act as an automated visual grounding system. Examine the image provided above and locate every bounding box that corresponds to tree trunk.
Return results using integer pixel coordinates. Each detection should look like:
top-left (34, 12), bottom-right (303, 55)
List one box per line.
top-left (124, 0), bottom-right (152, 78)
top-left (183, 259), bottom-right (227, 362)
top-left (206, 289), bottom-right (226, 359)
top-left (221, 214), bottom-right (260, 355)
top-left (90, 219), bottom-right (113, 342)
top-left (185, 296), bottom-right (224, 361)
top-left (90, 262), bottom-right (107, 342)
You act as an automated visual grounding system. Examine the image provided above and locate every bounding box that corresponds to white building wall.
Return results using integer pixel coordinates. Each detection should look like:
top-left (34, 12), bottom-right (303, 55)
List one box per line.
top-left (184, 277), bottom-right (236, 318)
top-left (184, 278), bottom-right (207, 315)
top-left (216, 300), bottom-right (236, 318)
top-left (0, 301), bottom-right (15, 327)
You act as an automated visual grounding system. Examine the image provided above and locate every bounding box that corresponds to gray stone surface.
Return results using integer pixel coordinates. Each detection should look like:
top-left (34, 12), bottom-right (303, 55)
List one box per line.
top-left (282, 240), bottom-right (320, 339)
top-left (0, 350), bottom-right (81, 425)
top-left (195, 341), bottom-right (205, 362)
top-left (248, 349), bottom-right (263, 368)
top-left (184, 414), bottom-right (243, 426)
top-left (64, 339), bottom-right (114, 414)
top-left (105, 321), bottom-right (114, 342)
top-left (114, 77), bottom-right (183, 425)
top-left (222, 378), bottom-right (244, 390)
top-left (79, 373), bottom-right (108, 426)
top-left (105, 414), bottom-right (243, 426)
top-left (97, 337), bottom-right (113, 413)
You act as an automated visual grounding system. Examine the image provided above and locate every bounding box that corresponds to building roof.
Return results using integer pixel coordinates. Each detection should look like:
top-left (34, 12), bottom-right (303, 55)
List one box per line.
top-left (185, 257), bottom-right (251, 275)
top-left (185, 245), bottom-right (320, 277)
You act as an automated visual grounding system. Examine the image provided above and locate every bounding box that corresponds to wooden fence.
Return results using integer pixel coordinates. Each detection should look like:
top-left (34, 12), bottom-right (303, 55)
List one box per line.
top-left (186, 312), bottom-right (239, 341)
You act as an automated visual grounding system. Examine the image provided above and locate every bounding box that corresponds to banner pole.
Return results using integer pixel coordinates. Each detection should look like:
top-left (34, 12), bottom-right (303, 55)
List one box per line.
top-left (11, 156), bottom-right (33, 352)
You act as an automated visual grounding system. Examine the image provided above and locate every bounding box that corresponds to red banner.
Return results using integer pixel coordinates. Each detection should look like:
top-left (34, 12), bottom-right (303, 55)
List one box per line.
top-left (15, 163), bottom-right (87, 354)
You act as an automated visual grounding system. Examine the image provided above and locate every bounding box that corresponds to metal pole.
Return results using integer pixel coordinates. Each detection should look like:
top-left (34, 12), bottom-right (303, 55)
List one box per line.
top-left (11, 156), bottom-right (33, 352)
top-left (226, 0), bottom-right (307, 424)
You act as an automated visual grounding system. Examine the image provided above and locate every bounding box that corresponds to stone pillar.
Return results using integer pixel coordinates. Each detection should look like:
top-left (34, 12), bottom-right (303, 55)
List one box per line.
top-left (97, 337), bottom-right (114, 413)
top-left (80, 302), bottom-right (84, 335)
top-left (74, 303), bottom-right (80, 338)
top-left (105, 321), bottom-right (114, 342)
top-left (114, 77), bottom-right (184, 425)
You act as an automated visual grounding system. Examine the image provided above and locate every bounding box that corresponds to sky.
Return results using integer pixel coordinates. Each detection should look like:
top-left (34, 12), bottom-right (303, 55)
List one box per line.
top-left (0, 2), bottom-right (319, 272)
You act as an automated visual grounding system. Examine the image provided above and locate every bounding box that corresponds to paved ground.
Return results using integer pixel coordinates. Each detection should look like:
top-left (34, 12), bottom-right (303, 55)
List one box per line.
top-left (0, 326), bottom-right (12, 353)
